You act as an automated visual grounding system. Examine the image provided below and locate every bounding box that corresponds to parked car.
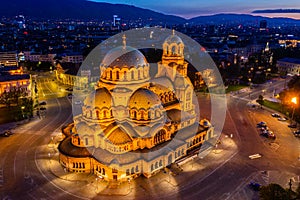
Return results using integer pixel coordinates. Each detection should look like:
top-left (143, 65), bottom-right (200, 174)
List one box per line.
top-left (67, 94), bottom-right (73, 99)
top-left (257, 122), bottom-right (267, 127)
top-left (39, 101), bottom-right (47, 106)
top-left (261, 130), bottom-right (276, 139)
top-left (294, 130), bottom-right (300, 137)
top-left (271, 113), bottom-right (280, 118)
top-left (66, 87), bottom-right (73, 92)
top-left (278, 117), bottom-right (287, 121)
top-left (267, 131), bottom-right (276, 139)
top-left (0, 130), bottom-right (13, 137)
top-left (74, 100), bottom-right (82, 105)
top-left (288, 124), bottom-right (297, 128)
top-left (249, 182), bottom-right (261, 191)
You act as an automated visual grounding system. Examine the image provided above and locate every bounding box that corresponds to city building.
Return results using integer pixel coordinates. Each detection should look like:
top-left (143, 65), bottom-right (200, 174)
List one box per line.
top-left (62, 54), bottom-right (83, 64)
top-left (58, 33), bottom-right (214, 182)
top-left (0, 52), bottom-right (18, 66)
top-left (277, 57), bottom-right (300, 76)
top-left (259, 20), bottom-right (267, 31)
top-left (0, 66), bottom-right (31, 96)
top-left (55, 62), bottom-right (88, 88)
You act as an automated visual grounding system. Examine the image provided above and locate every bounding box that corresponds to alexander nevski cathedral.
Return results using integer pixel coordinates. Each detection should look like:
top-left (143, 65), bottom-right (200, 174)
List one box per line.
top-left (58, 31), bottom-right (214, 182)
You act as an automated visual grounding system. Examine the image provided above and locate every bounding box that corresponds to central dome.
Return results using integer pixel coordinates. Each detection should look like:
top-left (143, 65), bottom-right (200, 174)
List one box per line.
top-left (101, 46), bottom-right (147, 69)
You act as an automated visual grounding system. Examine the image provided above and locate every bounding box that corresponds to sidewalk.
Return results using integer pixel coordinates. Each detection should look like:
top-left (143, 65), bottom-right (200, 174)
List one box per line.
top-left (38, 133), bottom-right (238, 198)
top-left (0, 116), bottom-right (40, 132)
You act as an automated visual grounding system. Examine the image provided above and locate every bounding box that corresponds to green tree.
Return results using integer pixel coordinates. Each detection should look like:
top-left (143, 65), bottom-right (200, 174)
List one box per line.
top-left (259, 183), bottom-right (289, 200)
top-left (0, 87), bottom-right (27, 108)
top-left (257, 95), bottom-right (264, 108)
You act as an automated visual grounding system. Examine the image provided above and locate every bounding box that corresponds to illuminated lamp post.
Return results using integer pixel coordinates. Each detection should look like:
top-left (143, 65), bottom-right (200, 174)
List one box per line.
top-left (291, 97), bottom-right (297, 123)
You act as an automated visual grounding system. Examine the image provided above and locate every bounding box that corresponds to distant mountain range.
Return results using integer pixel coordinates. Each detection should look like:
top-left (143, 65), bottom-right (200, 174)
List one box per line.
top-left (188, 13), bottom-right (300, 25)
top-left (2, 0), bottom-right (300, 25)
top-left (2, 0), bottom-right (185, 24)
top-left (253, 9), bottom-right (300, 13)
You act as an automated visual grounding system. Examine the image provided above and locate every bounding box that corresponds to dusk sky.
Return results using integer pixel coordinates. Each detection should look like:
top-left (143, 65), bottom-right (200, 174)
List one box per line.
top-left (91, 0), bottom-right (300, 19)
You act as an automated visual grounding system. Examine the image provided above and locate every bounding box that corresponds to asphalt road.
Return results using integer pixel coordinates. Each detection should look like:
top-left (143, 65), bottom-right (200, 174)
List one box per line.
top-left (0, 73), bottom-right (73, 199)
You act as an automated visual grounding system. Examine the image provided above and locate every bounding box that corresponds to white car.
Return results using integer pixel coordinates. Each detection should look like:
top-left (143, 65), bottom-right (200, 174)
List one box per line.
top-left (278, 117), bottom-right (287, 121)
top-left (74, 100), bottom-right (82, 105)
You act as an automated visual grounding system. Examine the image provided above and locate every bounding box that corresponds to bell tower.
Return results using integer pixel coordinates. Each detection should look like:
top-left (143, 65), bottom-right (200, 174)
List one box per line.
top-left (157, 30), bottom-right (188, 81)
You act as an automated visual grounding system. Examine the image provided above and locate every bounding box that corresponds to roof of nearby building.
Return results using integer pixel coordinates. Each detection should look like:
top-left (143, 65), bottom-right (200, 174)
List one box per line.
top-left (278, 57), bottom-right (300, 64)
top-left (0, 74), bottom-right (30, 82)
top-left (0, 66), bottom-right (19, 72)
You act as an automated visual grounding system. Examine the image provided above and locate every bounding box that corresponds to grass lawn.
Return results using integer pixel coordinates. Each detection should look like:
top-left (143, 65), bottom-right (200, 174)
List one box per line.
top-left (261, 100), bottom-right (293, 119)
top-left (261, 100), bottom-right (282, 112)
top-left (226, 85), bottom-right (248, 93)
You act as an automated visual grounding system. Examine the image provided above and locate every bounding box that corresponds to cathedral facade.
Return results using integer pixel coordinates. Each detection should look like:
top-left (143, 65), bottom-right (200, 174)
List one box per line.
top-left (58, 32), bottom-right (214, 182)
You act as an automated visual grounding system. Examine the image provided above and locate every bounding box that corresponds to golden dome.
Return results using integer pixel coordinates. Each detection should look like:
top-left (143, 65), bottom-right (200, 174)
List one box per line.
top-left (129, 88), bottom-right (161, 110)
top-left (84, 87), bottom-right (112, 109)
top-left (101, 46), bottom-right (148, 69)
top-left (164, 32), bottom-right (183, 44)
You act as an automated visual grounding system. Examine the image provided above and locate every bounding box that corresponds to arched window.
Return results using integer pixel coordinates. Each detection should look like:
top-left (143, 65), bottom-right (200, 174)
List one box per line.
top-left (135, 165), bottom-right (139, 172)
top-left (131, 70), bottom-right (134, 80)
top-left (140, 110), bottom-right (145, 119)
top-left (124, 71), bottom-right (127, 80)
top-left (103, 110), bottom-right (107, 118)
top-left (116, 70), bottom-right (119, 80)
top-left (172, 45), bottom-right (176, 55)
top-left (133, 110), bottom-right (137, 119)
top-left (148, 111), bottom-right (151, 120)
top-left (96, 110), bottom-right (100, 119)
top-left (85, 138), bottom-right (88, 146)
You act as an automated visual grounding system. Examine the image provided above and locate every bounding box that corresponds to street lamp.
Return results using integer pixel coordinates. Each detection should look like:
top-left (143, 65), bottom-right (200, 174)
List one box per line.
top-left (291, 97), bottom-right (297, 122)
top-left (21, 106), bottom-right (25, 118)
top-left (95, 177), bottom-right (98, 192)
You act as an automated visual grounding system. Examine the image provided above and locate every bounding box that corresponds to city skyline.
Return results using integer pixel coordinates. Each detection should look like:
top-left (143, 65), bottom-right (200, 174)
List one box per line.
top-left (91, 0), bottom-right (300, 19)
